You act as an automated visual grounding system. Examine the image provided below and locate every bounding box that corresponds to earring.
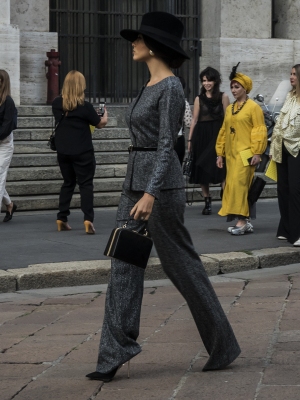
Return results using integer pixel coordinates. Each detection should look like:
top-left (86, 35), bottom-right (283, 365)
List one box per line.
top-left (149, 50), bottom-right (154, 56)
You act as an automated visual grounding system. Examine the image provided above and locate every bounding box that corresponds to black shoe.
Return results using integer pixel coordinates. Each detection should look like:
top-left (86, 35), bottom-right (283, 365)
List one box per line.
top-left (202, 197), bottom-right (212, 215)
top-left (86, 367), bottom-right (119, 382)
top-left (3, 203), bottom-right (17, 222)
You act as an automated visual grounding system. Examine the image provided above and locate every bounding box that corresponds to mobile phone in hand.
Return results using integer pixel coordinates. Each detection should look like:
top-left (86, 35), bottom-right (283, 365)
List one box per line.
top-left (247, 157), bottom-right (253, 165)
top-left (98, 102), bottom-right (106, 117)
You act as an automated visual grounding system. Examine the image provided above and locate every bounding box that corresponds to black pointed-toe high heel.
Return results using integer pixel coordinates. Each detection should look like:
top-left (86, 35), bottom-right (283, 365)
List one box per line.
top-left (86, 361), bottom-right (130, 382)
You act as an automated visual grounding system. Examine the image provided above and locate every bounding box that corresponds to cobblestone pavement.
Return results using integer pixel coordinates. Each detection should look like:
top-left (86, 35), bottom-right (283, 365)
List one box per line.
top-left (1, 265), bottom-right (300, 400)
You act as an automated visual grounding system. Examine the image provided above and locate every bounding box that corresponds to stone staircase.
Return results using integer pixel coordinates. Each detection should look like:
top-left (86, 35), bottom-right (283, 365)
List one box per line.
top-left (6, 105), bottom-right (277, 211)
top-left (6, 105), bottom-right (130, 210)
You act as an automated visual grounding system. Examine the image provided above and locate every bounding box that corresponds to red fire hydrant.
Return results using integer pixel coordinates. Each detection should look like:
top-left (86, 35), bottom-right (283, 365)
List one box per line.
top-left (45, 49), bottom-right (61, 105)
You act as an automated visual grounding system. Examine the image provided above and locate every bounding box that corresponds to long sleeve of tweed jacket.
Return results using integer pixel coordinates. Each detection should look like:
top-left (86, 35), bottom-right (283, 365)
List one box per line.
top-left (123, 76), bottom-right (185, 199)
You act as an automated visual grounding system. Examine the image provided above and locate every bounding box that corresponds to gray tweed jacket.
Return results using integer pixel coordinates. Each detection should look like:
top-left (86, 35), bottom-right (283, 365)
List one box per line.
top-left (123, 76), bottom-right (185, 199)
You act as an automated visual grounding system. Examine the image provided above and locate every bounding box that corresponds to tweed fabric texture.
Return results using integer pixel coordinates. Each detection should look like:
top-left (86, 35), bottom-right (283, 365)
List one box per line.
top-left (270, 91), bottom-right (300, 163)
top-left (123, 76), bottom-right (185, 200)
top-left (96, 189), bottom-right (241, 373)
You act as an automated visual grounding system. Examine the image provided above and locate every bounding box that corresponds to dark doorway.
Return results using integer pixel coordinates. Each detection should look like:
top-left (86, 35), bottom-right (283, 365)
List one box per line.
top-left (50, 0), bottom-right (200, 103)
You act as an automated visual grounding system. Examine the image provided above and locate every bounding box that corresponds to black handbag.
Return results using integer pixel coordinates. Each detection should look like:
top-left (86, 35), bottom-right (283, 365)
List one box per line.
top-left (182, 151), bottom-right (193, 177)
top-left (248, 176), bottom-right (266, 205)
top-left (47, 112), bottom-right (65, 151)
top-left (104, 221), bottom-right (153, 269)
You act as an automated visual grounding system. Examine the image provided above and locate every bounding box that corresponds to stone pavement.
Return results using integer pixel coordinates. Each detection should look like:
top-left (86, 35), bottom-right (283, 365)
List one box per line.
top-left (1, 264), bottom-right (300, 400)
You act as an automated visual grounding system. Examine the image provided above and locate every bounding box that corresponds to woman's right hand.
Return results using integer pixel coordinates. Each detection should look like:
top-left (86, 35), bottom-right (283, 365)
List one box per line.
top-left (216, 156), bottom-right (224, 168)
top-left (96, 108), bottom-right (108, 129)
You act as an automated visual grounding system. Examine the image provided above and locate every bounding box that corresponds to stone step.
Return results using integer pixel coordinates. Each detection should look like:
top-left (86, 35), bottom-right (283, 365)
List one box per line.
top-left (17, 116), bottom-right (118, 129)
top-left (6, 177), bottom-right (124, 196)
top-left (17, 105), bottom-right (128, 127)
top-left (13, 128), bottom-right (130, 141)
top-left (13, 139), bottom-right (131, 154)
top-left (7, 184), bottom-right (277, 211)
top-left (8, 192), bottom-right (121, 211)
top-left (10, 152), bottom-right (129, 167)
top-left (7, 164), bottom-right (127, 181)
top-left (17, 106), bottom-right (53, 116)
top-left (185, 183), bottom-right (277, 201)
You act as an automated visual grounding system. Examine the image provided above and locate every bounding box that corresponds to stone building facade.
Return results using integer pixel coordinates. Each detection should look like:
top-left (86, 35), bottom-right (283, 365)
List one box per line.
top-left (201, 0), bottom-right (300, 101)
top-left (0, 0), bottom-right (56, 105)
top-left (1, 0), bottom-right (300, 105)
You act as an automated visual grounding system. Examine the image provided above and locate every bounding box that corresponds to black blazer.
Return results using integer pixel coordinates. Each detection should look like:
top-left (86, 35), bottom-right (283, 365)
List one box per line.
top-left (52, 97), bottom-right (100, 155)
top-left (123, 76), bottom-right (185, 199)
top-left (0, 96), bottom-right (16, 141)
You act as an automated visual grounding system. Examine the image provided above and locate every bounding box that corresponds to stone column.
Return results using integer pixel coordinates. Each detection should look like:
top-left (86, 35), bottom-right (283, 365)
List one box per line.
top-left (199, 0), bottom-right (297, 102)
top-left (0, 0), bottom-right (20, 104)
top-left (10, 0), bottom-right (57, 104)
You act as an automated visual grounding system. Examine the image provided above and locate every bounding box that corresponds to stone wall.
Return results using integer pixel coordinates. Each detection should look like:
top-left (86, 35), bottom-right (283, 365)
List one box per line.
top-left (274, 0), bottom-right (300, 39)
top-left (0, 0), bottom-right (20, 104)
top-left (10, 0), bottom-right (58, 104)
top-left (199, 0), bottom-right (299, 105)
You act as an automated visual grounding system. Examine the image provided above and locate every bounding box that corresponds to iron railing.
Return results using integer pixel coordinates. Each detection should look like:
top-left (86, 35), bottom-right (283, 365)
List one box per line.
top-left (50, 0), bottom-right (200, 103)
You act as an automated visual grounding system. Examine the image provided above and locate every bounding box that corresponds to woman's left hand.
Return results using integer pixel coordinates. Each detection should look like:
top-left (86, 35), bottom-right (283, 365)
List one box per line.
top-left (250, 154), bottom-right (261, 166)
top-left (130, 193), bottom-right (155, 221)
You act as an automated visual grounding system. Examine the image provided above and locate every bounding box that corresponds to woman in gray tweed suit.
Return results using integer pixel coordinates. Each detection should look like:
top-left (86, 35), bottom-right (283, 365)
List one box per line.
top-left (87, 11), bottom-right (240, 382)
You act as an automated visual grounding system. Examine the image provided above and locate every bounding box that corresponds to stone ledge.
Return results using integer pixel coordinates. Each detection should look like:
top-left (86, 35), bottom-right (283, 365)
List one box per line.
top-left (252, 247), bottom-right (300, 268)
top-left (1, 248), bottom-right (300, 293)
top-left (202, 252), bottom-right (260, 274)
top-left (8, 260), bottom-right (111, 291)
top-left (0, 270), bottom-right (17, 293)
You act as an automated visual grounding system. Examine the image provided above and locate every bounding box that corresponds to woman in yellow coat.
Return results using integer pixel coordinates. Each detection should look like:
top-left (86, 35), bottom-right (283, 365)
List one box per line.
top-left (216, 67), bottom-right (267, 235)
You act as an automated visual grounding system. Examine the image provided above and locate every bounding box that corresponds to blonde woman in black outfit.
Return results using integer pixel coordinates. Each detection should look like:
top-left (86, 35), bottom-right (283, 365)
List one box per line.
top-left (86, 12), bottom-right (240, 383)
top-left (52, 70), bottom-right (108, 233)
top-left (0, 70), bottom-right (17, 222)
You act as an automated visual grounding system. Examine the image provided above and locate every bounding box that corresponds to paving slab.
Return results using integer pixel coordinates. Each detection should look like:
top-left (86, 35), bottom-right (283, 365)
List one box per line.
top-left (257, 386), bottom-right (300, 400)
top-left (0, 267), bottom-right (300, 399)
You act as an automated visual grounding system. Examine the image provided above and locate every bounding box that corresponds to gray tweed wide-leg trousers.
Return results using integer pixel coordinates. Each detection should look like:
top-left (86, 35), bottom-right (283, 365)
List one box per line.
top-left (96, 188), bottom-right (241, 373)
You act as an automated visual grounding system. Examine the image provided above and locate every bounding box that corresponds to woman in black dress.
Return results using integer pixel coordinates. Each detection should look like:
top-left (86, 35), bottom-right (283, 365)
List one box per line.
top-left (188, 67), bottom-right (229, 215)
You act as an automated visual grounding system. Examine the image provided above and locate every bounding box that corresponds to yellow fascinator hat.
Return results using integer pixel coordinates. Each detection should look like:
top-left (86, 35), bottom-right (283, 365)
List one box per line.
top-left (229, 62), bottom-right (253, 94)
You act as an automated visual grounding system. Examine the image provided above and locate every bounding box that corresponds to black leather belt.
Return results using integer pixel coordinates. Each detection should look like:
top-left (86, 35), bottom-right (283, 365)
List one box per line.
top-left (128, 145), bottom-right (157, 152)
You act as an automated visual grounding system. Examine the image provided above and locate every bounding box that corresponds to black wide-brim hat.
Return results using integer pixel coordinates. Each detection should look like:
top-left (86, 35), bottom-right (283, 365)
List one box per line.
top-left (120, 11), bottom-right (190, 60)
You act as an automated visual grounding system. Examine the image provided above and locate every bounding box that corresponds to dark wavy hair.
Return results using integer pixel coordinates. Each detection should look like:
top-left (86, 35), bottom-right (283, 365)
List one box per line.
top-left (199, 67), bottom-right (221, 99)
top-left (143, 35), bottom-right (186, 69)
top-left (292, 64), bottom-right (300, 98)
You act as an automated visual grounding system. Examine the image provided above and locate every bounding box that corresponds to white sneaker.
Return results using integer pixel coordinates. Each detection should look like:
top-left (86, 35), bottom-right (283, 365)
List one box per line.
top-left (293, 238), bottom-right (300, 247)
top-left (228, 222), bottom-right (253, 234)
top-left (231, 222), bottom-right (254, 236)
top-left (277, 236), bottom-right (287, 240)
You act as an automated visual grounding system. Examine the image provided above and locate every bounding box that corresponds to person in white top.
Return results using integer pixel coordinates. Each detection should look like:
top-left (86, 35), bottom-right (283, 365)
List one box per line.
top-left (0, 70), bottom-right (17, 222)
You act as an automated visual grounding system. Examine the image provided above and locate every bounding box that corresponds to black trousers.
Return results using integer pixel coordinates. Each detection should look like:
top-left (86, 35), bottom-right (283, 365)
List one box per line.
top-left (276, 144), bottom-right (300, 244)
top-left (97, 189), bottom-right (240, 373)
top-left (174, 135), bottom-right (185, 165)
top-left (57, 150), bottom-right (96, 222)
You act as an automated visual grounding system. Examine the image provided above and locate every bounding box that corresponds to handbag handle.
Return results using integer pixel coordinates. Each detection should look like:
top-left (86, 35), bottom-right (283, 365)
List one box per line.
top-left (122, 219), bottom-right (150, 237)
